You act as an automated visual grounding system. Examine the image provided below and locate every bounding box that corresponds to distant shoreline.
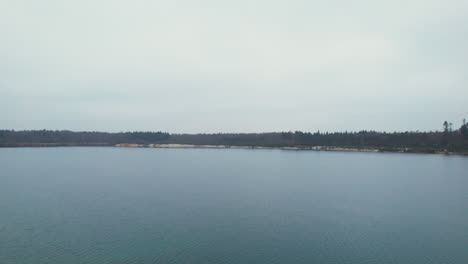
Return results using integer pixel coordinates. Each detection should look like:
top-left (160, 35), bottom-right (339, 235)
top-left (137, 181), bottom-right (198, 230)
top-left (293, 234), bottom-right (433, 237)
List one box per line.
top-left (2, 143), bottom-right (466, 155)
top-left (3, 129), bottom-right (467, 154)
top-left (114, 143), bottom-right (467, 155)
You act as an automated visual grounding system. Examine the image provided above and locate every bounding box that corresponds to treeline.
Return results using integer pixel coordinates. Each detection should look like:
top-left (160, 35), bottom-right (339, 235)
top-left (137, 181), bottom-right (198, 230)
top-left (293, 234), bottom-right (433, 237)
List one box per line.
top-left (168, 121), bottom-right (468, 152)
top-left (0, 130), bottom-right (169, 146)
top-left (169, 130), bottom-right (467, 151)
top-left (1, 121), bottom-right (467, 152)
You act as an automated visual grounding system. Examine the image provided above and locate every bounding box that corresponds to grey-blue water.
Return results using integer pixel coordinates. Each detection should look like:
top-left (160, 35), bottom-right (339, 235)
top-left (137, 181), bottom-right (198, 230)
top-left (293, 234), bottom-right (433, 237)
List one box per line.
top-left (0, 147), bottom-right (467, 264)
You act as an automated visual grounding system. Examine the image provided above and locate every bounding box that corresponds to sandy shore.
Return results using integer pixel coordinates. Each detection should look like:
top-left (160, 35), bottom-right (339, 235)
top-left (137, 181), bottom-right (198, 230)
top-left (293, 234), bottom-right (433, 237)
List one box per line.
top-left (1, 143), bottom-right (464, 155)
top-left (114, 143), bottom-right (396, 153)
top-left (113, 143), bottom-right (468, 155)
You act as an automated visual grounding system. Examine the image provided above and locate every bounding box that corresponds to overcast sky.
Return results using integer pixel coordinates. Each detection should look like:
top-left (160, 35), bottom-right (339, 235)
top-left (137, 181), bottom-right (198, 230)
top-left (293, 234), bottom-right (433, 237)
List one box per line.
top-left (1, 0), bottom-right (467, 133)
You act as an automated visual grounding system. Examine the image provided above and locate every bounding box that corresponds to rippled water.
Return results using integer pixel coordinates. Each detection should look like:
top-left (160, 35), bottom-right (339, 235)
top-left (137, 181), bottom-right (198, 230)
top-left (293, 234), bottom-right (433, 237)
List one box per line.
top-left (0, 147), bottom-right (467, 263)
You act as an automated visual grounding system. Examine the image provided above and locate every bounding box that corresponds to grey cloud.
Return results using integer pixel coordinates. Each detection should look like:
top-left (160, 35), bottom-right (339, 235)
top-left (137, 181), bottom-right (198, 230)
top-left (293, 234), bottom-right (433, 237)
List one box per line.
top-left (1, 0), bottom-right (467, 132)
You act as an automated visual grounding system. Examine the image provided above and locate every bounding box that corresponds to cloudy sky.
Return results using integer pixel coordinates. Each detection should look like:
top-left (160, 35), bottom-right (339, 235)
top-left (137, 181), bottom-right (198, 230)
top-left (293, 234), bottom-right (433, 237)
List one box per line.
top-left (1, 0), bottom-right (467, 133)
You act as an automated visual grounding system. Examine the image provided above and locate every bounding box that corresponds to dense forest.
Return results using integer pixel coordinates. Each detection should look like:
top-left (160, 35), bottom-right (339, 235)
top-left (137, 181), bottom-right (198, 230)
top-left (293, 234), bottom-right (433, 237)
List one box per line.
top-left (1, 120), bottom-right (467, 153)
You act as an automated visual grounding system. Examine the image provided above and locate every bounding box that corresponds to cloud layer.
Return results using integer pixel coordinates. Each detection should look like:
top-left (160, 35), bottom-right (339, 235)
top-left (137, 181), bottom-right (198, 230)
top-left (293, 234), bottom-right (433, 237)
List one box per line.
top-left (2, 0), bottom-right (467, 132)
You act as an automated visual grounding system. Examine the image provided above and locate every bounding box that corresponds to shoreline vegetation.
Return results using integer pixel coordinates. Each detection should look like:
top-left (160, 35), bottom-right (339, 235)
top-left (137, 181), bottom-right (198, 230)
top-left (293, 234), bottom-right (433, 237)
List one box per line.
top-left (1, 121), bottom-right (467, 155)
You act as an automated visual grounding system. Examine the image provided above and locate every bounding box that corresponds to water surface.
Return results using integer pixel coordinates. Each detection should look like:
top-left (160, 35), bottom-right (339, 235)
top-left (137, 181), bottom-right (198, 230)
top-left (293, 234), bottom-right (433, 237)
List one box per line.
top-left (1, 147), bottom-right (467, 263)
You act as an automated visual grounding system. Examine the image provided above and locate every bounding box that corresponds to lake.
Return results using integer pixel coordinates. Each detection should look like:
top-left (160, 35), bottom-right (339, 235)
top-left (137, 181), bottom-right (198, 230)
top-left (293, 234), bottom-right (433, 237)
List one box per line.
top-left (1, 147), bottom-right (467, 263)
